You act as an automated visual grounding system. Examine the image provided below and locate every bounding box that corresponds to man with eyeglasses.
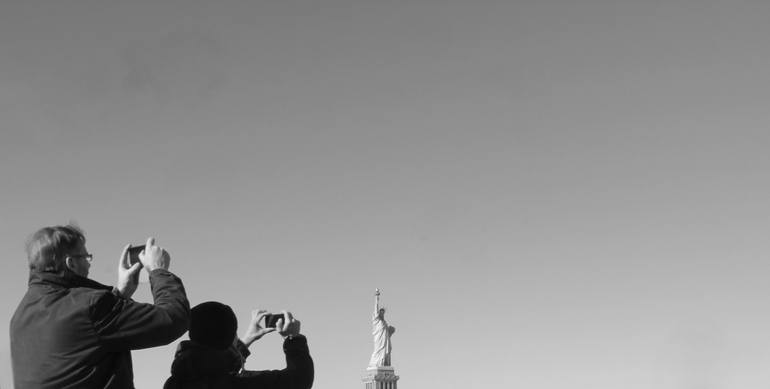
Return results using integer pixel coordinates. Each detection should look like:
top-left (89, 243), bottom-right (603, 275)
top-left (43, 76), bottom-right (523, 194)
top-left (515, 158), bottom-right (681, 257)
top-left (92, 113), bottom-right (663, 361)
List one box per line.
top-left (10, 224), bottom-right (190, 389)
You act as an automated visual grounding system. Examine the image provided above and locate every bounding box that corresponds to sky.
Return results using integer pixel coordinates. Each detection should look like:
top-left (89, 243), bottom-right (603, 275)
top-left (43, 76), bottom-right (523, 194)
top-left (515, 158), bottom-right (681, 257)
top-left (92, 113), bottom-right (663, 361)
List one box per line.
top-left (2, 0), bottom-right (770, 388)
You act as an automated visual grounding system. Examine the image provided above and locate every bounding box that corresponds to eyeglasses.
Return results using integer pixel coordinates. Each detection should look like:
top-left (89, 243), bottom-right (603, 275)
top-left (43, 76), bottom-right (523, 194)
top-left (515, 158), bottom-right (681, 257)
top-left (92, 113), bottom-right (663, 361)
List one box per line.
top-left (67, 253), bottom-right (93, 263)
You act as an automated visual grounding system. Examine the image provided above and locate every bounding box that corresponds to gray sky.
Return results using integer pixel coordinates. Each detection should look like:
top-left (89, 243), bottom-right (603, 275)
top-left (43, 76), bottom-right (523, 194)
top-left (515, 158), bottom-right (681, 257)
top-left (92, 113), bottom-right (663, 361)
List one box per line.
top-left (3, 1), bottom-right (770, 388)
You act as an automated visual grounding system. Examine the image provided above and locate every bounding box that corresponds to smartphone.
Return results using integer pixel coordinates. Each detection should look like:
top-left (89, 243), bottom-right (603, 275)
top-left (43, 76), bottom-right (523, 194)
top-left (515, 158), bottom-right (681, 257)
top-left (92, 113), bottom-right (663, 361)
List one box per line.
top-left (264, 313), bottom-right (284, 328)
top-left (127, 245), bottom-right (145, 266)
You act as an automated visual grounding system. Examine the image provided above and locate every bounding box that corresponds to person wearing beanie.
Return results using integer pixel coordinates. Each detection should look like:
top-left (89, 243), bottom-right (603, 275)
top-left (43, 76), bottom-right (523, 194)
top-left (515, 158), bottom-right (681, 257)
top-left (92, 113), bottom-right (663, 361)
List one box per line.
top-left (189, 302), bottom-right (240, 349)
top-left (164, 301), bottom-right (314, 389)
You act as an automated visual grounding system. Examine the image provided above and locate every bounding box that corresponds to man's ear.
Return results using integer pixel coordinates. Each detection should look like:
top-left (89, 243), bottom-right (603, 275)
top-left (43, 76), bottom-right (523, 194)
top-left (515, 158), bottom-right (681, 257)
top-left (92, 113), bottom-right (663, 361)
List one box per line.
top-left (64, 256), bottom-right (77, 272)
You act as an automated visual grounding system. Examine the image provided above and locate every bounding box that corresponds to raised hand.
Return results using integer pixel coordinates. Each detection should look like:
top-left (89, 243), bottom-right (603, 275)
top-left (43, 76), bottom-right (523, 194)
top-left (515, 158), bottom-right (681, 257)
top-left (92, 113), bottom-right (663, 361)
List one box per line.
top-left (241, 309), bottom-right (276, 346)
top-left (116, 244), bottom-right (142, 298)
top-left (275, 310), bottom-right (301, 339)
top-left (139, 237), bottom-right (170, 272)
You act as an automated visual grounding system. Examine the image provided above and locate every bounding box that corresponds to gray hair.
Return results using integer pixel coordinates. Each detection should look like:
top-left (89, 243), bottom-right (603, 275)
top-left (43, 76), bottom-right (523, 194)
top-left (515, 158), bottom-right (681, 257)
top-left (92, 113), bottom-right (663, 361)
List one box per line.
top-left (25, 224), bottom-right (86, 272)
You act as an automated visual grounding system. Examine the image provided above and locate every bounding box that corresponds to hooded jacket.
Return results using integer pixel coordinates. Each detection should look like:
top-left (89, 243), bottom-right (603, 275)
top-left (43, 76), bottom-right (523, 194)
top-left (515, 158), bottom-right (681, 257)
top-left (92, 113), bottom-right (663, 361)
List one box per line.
top-left (163, 336), bottom-right (314, 389)
top-left (10, 269), bottom-right (190, 389)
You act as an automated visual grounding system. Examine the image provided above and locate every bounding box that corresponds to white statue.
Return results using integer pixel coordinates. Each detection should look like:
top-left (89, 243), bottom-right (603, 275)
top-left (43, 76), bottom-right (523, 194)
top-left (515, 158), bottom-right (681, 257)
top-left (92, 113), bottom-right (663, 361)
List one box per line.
top-left (368, 289), bottom-right (395, 367)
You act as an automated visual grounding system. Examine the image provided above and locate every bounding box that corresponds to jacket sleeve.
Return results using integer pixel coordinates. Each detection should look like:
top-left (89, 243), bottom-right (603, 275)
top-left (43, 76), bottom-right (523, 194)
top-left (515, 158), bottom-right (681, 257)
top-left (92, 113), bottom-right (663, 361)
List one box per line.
top-left (233, 335), bottom-right (314, 389)
top-left (89, 269), bottom-right (191, 351)
top-left (236, 339), bottom-right (252, 360)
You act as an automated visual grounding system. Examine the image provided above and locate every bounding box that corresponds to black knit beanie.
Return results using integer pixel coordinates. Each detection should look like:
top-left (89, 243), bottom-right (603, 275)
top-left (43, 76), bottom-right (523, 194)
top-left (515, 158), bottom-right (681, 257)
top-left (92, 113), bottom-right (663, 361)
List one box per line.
top-left (189, 301), bottom-right (238, 349)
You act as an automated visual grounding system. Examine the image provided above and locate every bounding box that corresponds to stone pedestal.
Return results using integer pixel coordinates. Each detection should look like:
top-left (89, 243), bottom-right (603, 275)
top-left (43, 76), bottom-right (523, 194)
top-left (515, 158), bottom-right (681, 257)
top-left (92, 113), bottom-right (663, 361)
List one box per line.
top-left (363, 366), bottom-right (399, 389)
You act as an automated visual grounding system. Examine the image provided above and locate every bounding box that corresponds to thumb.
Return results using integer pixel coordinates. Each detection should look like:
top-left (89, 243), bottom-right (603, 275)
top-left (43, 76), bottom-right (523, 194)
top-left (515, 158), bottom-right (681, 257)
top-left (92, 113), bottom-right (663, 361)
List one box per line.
top-left (128, 262), bottom-right (142, 275)
top-left (146, 237), bottom-right (156, 248)
top-left (119, 244), bottom-right (131, 269)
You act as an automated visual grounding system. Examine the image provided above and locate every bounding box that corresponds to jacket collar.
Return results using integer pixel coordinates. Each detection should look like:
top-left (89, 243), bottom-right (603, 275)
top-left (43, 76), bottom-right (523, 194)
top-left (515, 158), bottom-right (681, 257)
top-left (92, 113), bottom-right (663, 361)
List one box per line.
top-left (28, 270), bottom-right (112, 291)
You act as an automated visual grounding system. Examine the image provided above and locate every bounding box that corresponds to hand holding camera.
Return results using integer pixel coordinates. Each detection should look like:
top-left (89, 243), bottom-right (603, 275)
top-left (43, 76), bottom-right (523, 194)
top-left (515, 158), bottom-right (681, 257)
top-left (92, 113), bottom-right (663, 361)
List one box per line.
top-left (117, 237), bottom-right (169, 297)
top-left (138, 237), bottom-right (170, 272)
top-left (266, 311), bottom-right (301, 339)
top-left (117, 244), bottom-right (143, 298)
top-left (241, 310), bottom-right (277, 346)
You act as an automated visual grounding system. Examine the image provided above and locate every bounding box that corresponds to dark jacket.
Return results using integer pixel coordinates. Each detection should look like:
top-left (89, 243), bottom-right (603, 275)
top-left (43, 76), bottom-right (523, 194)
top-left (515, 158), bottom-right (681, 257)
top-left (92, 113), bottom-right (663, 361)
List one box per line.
top-left (10, 269), bottom-right (190, 389)
top-left (163, 336), bottom-right (314, 389)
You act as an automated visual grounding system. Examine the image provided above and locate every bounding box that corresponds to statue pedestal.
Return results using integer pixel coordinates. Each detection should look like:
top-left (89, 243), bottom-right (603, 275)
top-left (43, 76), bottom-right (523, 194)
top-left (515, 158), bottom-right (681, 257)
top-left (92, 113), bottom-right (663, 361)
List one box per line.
top-left (363, 366), bottom-right (399, 389)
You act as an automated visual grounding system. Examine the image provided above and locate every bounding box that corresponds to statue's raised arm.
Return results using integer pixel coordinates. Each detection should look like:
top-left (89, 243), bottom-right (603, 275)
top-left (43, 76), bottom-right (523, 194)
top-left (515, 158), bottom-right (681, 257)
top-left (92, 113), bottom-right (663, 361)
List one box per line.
top-left (374, 288), bottom-right (380, 316)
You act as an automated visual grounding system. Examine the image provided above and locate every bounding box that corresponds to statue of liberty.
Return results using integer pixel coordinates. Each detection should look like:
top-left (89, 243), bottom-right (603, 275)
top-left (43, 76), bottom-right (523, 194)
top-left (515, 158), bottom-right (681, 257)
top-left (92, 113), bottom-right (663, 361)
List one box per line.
top-left (369, 289), bottom-right (396, 367)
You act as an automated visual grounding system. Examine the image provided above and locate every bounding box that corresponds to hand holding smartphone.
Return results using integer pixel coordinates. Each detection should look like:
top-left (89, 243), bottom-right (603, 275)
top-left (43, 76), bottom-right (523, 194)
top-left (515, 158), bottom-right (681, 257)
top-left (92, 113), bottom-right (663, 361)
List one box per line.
top-left (126, 244), bottom-right (148, 283)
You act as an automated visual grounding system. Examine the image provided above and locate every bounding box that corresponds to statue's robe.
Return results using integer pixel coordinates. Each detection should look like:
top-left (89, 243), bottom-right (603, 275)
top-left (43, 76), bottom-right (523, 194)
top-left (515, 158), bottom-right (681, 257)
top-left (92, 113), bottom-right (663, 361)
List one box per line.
top-left (368, 314), bottom-right (393, 367)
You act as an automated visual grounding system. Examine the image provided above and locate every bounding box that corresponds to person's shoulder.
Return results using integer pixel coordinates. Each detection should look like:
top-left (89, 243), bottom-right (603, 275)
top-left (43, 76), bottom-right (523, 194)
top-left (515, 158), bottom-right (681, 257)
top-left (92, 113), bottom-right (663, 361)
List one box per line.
top-left (70, 287), bottom-right (124, 320)
top-left (67, 284), bottom-right (114, 303)
top-left (49, 282), bottom-right (110, 309)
